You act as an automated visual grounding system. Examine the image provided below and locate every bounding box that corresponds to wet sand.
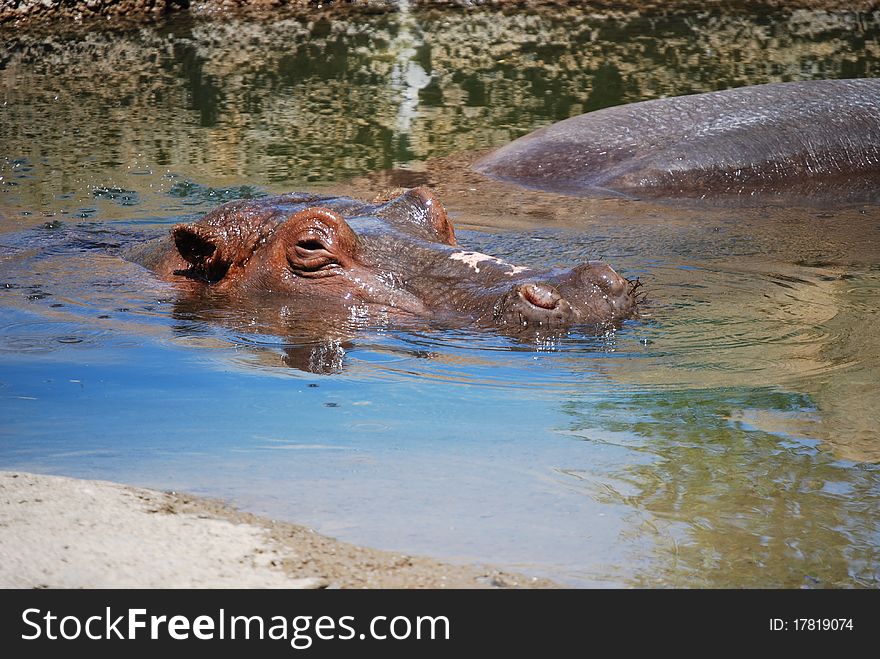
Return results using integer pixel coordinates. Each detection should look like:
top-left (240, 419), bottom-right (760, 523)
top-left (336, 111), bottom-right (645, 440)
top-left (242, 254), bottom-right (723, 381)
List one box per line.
top-left (0, 471), bottom-right (552, 589)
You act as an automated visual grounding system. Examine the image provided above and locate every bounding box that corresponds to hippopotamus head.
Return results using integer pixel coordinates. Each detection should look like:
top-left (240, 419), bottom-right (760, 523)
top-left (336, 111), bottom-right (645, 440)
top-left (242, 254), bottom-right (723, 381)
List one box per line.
top-left (142, 187), bottom-right (639, 332)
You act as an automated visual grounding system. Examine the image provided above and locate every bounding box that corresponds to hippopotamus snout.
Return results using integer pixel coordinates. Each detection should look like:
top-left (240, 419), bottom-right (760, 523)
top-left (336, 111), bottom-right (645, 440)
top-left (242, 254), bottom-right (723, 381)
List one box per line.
top-left (566, 261), bottom-right (636, 317)
top-left (494, 261), bottom-right (636, 329)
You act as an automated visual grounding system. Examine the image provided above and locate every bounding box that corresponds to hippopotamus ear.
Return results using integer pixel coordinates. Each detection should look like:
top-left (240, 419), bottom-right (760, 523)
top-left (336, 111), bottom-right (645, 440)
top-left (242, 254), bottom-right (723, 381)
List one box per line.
top-left (171, 224), bottom-right (229, 282)
top-left (380, 186), bottom-right (457, 246)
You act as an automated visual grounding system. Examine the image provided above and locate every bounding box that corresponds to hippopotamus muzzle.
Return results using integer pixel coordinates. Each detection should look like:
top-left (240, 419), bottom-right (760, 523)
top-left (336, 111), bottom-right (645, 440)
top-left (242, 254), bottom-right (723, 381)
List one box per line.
top-left (493, 261), bottom-right (637, 329)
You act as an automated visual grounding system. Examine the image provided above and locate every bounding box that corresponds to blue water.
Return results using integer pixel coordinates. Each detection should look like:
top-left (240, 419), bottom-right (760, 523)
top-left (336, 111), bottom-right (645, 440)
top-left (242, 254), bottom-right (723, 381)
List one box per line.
top-left (2, 5), bottom-right (879, 587)
top-left (0, 295), bottom-right (652, 585)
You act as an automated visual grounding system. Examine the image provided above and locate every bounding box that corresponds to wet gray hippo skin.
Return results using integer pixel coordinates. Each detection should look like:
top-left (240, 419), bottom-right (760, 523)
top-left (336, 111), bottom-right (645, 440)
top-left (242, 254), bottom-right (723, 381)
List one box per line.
top-left (134, 187), bottom-right (638, 331)
top-left (475, 79), bottom-right (880, 201)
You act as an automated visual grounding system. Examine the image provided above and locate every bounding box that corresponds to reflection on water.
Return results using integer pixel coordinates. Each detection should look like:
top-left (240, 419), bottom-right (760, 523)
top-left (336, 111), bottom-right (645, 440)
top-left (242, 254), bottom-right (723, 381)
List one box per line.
top-left (1, 5), bottom-right (879, 586)
top-left (2, 5), bottom-right (879, 219)
top-left (561, 387), bottom-right (880, 587)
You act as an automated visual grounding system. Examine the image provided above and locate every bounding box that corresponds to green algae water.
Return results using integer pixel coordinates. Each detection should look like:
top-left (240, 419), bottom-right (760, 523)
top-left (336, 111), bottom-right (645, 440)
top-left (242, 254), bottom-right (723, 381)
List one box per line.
top-left (1, 5), bottom-right (879, 586)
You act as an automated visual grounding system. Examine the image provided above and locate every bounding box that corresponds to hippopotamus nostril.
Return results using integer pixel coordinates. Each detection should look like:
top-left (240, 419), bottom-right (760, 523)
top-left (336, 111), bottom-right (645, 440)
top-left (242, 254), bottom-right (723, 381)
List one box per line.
top-left (597, 270), bottom-right (627, 297)
top-left (520, 283), bottom-right (561, 310)
top-left (573, 261), bottom-right (627, 296)
top-left (494, 282), bottom-right (576, 328)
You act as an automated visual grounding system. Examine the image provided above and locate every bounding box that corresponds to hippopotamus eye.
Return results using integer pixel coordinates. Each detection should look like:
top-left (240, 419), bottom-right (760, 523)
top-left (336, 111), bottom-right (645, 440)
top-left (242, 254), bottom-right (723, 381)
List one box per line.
top-left (275, 207), bottom-right (359, 276)
top-left (295, 238), bottom-right (328, 254)
top-left (289, 236), bottom-right (337, 272)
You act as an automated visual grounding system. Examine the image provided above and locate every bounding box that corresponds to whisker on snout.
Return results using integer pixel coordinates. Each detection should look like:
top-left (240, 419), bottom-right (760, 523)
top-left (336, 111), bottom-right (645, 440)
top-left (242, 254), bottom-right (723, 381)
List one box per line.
top-left (626, 277), bottom-right (648, 305)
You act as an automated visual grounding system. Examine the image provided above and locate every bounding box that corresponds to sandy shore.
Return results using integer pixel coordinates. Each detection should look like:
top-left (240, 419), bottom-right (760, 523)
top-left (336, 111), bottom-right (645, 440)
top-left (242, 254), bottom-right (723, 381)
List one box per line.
top-left (0, 471), bottom-right (552, 589)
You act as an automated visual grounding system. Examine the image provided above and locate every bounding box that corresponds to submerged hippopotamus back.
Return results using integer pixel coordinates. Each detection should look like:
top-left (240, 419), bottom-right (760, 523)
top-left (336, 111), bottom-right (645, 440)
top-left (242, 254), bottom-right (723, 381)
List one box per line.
top-left (134, 187), bottom-right (638, 332)
top-left (475, 79), bottom-right (880, 202)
